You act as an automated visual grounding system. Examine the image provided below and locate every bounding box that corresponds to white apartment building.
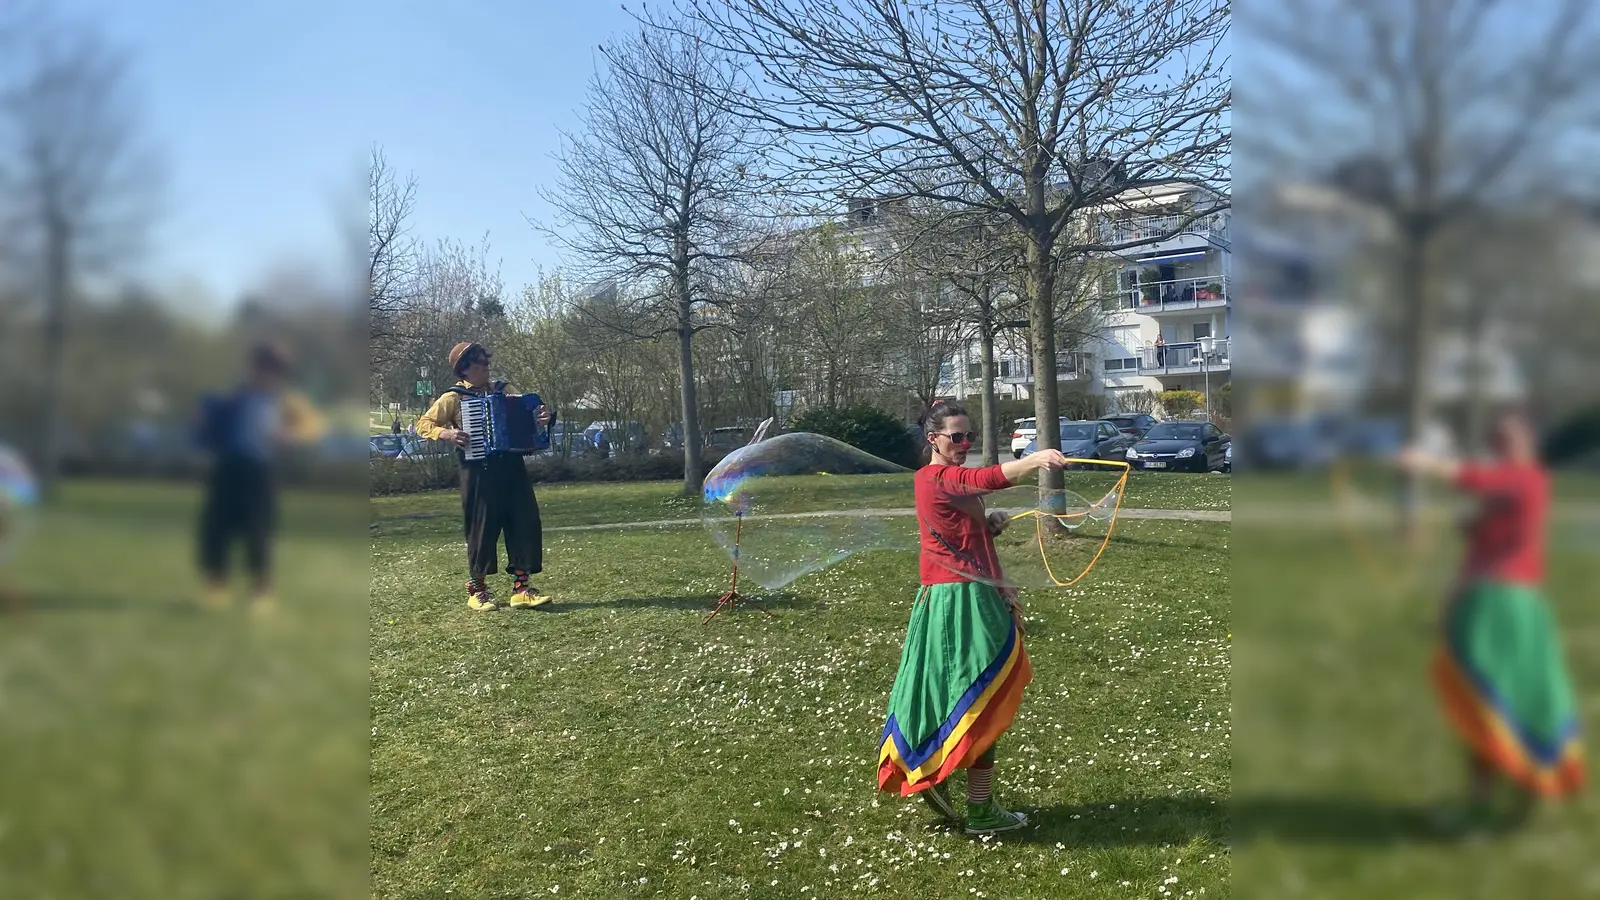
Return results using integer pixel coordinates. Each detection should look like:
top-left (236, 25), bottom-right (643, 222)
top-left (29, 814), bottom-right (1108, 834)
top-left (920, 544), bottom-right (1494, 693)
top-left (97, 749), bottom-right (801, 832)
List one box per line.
top-left (937, 180), bottom-right (1232, 412)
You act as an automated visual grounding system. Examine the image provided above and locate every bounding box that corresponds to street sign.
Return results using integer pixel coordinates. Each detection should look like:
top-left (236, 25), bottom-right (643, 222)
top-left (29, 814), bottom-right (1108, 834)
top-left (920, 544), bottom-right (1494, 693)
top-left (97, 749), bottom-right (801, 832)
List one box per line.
top-left (415, 380), bottom-right (433, 396)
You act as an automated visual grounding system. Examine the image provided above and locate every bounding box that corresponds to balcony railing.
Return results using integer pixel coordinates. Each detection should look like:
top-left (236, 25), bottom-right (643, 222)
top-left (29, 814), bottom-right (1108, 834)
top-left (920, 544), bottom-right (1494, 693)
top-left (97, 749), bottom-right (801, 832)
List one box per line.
top-left (997, 351), bottom-right (1089, 384)
top-left (1139, 338), bottom-right (1231, 375)
top-left (1099, 212), bottom-right (1228, 246)
top-left (1103, 275), bottom-right (1230, 314)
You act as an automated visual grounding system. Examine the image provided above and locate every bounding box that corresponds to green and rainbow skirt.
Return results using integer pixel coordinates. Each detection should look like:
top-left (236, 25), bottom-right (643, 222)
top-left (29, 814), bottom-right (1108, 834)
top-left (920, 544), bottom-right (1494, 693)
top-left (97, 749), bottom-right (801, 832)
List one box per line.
top-left (877, 581), bottom-right (1032, 796)
top-left (1432, 580), bottom-right (1585, 797)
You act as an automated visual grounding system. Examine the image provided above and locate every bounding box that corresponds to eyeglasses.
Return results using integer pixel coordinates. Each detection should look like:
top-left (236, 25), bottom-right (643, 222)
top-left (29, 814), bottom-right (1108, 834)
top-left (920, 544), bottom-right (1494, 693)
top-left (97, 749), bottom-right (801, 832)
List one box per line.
top-left (933, 431), bottom-right (977, 445)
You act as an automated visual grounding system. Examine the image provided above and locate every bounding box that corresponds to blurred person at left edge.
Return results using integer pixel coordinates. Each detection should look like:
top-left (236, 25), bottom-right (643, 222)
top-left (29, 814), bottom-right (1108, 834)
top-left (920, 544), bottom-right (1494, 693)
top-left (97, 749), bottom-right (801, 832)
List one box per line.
top-left (195, 341), bottom-right (325, 613)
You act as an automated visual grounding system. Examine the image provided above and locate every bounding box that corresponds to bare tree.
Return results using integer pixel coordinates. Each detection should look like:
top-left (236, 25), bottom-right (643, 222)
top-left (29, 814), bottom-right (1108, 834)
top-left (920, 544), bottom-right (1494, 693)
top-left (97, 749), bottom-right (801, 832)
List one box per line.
top-left (778, 221), bottom-right (898, 408)
top-left (656, 0), bottom-right (1229, 480)
top-left (1244, 0), bottom-right (1600, 529)
top-left (536, 24), bottom-right (764, 495)
top-left (897, 208), bottom-right (1025, 464)
top-left (0, 8), bottom-right (158, 496)
top-left (369, 144), bottom-right (421, 372)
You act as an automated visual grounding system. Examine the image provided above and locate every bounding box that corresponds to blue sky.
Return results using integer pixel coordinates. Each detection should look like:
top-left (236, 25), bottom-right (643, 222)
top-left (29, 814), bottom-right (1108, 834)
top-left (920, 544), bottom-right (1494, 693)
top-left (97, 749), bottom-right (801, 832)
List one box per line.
top-left (71, 0), bottom-right (636, 305)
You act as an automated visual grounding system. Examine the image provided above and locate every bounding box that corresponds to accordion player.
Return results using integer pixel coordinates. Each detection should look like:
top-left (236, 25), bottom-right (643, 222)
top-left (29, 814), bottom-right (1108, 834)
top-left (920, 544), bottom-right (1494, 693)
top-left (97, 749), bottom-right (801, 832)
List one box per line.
top-left (451, 385), bottom-right (551, 461)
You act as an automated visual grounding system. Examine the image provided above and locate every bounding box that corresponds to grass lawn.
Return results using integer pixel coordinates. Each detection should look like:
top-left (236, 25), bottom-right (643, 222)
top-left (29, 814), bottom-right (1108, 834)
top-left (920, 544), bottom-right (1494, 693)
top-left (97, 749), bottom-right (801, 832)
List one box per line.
top-left (370, 480), bottom-right (1231, 899)
top-left (372, 470), bottom-right (1232, 538)
top-left (0, 479), bottom-right (369, 899)
top-left (1232, 510), bottom-right (1600, 899)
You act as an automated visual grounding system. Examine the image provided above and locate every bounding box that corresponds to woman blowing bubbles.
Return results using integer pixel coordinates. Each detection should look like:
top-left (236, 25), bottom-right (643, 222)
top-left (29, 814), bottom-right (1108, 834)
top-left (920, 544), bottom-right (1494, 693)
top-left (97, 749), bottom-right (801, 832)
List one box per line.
top-left (876, 401), bottom-right (1067, 835)
top-left (1398, 408), bottom-right (1584, 830)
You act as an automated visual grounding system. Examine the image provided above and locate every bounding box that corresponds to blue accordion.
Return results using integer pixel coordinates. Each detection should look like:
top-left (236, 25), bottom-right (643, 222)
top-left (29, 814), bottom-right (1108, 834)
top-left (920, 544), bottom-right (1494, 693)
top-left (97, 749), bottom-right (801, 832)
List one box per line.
top-left (456, 388), bottom-right (550, 460)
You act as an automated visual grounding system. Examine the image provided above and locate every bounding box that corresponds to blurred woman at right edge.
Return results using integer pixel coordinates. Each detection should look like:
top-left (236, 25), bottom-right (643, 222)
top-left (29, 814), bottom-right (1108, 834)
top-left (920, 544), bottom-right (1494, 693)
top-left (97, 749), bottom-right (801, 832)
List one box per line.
top-left (1398, 408), bottom-right (1584, 831)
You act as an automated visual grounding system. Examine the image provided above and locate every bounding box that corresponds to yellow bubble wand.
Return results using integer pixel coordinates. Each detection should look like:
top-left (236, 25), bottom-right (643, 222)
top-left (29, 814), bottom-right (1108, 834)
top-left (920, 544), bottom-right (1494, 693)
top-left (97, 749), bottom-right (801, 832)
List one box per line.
top-left (993, 458), bottom-right (1131, 588)
top-left (1328, 456), bottom-right (1441, 596)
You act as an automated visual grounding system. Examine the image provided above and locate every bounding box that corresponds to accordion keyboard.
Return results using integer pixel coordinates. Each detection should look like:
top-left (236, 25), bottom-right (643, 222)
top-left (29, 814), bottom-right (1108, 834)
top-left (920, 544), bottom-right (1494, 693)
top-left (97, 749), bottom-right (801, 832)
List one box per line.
top-left (460, 396), bottom-right (490, 461)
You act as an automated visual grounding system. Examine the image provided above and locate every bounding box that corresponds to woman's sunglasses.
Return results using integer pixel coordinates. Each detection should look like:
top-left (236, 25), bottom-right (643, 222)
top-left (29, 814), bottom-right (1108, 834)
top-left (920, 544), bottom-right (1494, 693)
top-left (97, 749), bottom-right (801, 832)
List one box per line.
top-left (933, 431), bottom-right (977, 445)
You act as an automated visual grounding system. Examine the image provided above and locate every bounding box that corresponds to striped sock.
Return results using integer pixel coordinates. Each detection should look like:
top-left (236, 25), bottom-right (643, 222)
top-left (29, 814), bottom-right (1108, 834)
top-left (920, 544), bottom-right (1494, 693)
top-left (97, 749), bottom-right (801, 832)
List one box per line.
top-left (967, 765), bottom-right (994, 806)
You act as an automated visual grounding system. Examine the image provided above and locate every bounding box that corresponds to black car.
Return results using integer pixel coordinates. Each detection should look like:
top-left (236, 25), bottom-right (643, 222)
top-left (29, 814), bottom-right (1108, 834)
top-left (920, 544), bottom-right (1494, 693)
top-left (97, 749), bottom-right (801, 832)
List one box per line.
top-left (1023, 420), bottom-right (1136, 466)
top-left (1102, 413), bottom-right (1158, 439)
top-left (1126, 421), bottom-right (1230, 473)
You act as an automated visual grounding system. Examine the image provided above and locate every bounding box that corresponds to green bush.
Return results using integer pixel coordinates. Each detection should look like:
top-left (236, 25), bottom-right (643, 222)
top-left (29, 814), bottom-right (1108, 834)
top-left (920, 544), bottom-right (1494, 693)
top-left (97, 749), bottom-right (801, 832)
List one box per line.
top-left (1159, 390), bottom-right (1206, 419)
top-left (987, 392), bottom-right (1104, 426)
top-left (1117, 390), bottom-right (1161, 416)
top-left (1543, 405), bottom-right (1600, 466)
top-left (1058, 390), bottom-right (1107, 421)
top-left (790, 405), bottom-right (919, 468)
top-left (367, 451), bottom-right (720, 496)
top-left (1211, 382), bottom-right (1233, 418)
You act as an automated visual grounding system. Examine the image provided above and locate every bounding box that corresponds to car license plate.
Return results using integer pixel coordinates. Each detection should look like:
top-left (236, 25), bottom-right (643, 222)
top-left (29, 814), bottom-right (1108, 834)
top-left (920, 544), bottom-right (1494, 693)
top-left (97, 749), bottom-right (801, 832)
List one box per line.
top-left (1146, 461), bottom-right (1167, 469)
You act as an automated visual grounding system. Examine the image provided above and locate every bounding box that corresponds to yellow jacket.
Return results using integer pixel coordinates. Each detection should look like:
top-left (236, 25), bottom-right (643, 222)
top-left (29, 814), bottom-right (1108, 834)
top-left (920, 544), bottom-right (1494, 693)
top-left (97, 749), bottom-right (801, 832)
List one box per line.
top-left (415, 380), bottom-right (485, 440)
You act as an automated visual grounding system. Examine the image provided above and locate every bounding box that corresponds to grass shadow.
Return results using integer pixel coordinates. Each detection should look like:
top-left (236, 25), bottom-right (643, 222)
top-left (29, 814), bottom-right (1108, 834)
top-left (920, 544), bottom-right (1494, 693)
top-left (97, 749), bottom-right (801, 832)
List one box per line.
top-left (1230, 794), bottom-right (1475, 847)
top-left (913, 795), bottom-right (1226, 847)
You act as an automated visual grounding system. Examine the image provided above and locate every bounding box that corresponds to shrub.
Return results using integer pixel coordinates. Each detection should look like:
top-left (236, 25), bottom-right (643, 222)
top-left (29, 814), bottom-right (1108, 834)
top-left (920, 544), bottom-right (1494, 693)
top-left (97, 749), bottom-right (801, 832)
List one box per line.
top-left (1058, 390), bottom-right (1107, 421)
top-left (1159, 390), bottom-right (1206, 419)
top-left (1117, 390), bottom-right (1161, 416)
top-left (1543, 405), bottom-right (1600, 466)
top-left (1211, 381), bottom-right (1233, 418)
top-left (790, 405), bottom-right (919, 468)
top-left (986, 393), bottom-right (1104, 426)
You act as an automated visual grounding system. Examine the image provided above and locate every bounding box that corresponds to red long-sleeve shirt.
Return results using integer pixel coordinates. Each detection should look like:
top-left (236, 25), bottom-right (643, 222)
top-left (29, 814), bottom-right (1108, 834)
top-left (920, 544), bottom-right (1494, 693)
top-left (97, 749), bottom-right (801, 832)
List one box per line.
top-left (915, 463), bottom-right (1013, 585)
top-left (1456, 461), bottom-right (1549, 586)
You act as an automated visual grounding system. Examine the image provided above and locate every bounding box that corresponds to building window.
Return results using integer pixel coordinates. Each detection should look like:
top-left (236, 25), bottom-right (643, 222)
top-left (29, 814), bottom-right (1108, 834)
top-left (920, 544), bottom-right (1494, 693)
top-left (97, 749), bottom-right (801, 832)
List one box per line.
top-left (1192, 322), bottom-right (1212, 340)
top-left (1103, 357), bottom-right (1138, 373)
top-left (939, 362), bottom-right (954, 384)
top-left (967, 362), bottom-right (981, 380)
top-left (999, 359), bottom-right (1012, 377)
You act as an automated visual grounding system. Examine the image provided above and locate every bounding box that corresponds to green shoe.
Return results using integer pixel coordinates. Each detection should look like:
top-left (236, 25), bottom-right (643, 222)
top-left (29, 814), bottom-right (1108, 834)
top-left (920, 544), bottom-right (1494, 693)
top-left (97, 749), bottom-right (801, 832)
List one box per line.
top-left (965, 799), bottom-right (1028, 836)
top-left (917, 783), bottom-right (959, 824)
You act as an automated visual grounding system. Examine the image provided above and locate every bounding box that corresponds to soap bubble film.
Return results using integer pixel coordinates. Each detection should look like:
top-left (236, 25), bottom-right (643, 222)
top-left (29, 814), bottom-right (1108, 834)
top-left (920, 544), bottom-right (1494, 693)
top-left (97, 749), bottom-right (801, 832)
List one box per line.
top-left (0, 443), bottom-right (38, 564)
top-left (702, 432), bottom-right (917, 591)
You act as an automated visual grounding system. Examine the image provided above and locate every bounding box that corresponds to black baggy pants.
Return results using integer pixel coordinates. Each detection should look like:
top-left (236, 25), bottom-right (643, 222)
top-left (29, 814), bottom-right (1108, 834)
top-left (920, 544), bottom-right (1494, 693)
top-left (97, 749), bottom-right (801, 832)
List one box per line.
top-left (198, 455), bottom-right (277, 584)
top-left (462, 454), bottom-right (542, 579)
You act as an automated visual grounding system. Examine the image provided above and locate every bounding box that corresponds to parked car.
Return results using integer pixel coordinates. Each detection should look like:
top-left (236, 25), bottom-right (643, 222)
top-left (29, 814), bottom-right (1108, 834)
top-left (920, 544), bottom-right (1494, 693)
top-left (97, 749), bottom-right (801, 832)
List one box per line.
top-left (1011, 417), bottom-right (1074, 459)
top-left (402, 435), bottom-right (454, 458)
top-left (369, 434), bottom-right (407, 459)
top-left (1126, 421), bottom-right (1230, 473)
top-left (1022, 420), bottom-right (1136, 465)
top-left (1010, 418), bottom-right (1037, 458)
top-left (1223, 442), bottom-right (1232, 473)
top-left (1244, 417), bottom-right (1340, 471)
top-left (1102, 413), bottom-right (1158, 439)
top-left (706, 426), bottom-right (752, 453)
top-left (584, 421), bottom-right (647, 457)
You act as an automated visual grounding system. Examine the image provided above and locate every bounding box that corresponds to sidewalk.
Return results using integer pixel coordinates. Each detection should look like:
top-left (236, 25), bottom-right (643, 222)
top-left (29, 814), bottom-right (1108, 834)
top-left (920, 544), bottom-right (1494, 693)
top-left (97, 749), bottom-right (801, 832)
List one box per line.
top-left (546, 506), bottom-right (1231, 533)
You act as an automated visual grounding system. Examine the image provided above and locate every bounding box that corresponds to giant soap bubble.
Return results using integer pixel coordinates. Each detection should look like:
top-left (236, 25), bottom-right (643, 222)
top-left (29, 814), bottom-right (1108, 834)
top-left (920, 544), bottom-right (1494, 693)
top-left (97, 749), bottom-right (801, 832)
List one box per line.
top-left (924, 468), bottom-right (1126, 590)
top-left (702, 432), bottom-right (918, 590)
top-left (0, 444), bottom-right (39, 565)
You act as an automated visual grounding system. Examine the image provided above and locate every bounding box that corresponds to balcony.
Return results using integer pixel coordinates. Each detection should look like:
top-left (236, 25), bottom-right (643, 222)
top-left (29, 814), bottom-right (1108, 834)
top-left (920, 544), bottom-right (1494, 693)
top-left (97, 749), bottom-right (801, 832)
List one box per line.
top-left (1134, 276), bottom-right (1230, 315)
top-left (998, 351), bottom-right (1089, 384)
top-left (1140, 338), bottom-right (1231, 376)
top-left (1100, 212), bottom-right (1228, 247)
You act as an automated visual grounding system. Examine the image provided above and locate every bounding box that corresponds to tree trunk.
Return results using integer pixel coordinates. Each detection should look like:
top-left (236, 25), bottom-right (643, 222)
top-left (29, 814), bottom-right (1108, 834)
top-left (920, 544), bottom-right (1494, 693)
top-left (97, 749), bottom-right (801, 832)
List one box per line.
top-left (980, 324), bottom-right (1000, 466)
top-left (38, 214), bottom-right (70, 500)
top-left (675, 258), bottom-right (704, 496)
top-left (1026, 227), bottom-right (1064, 506)
top-left (1399, 231), bottom-right (1433, 542)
